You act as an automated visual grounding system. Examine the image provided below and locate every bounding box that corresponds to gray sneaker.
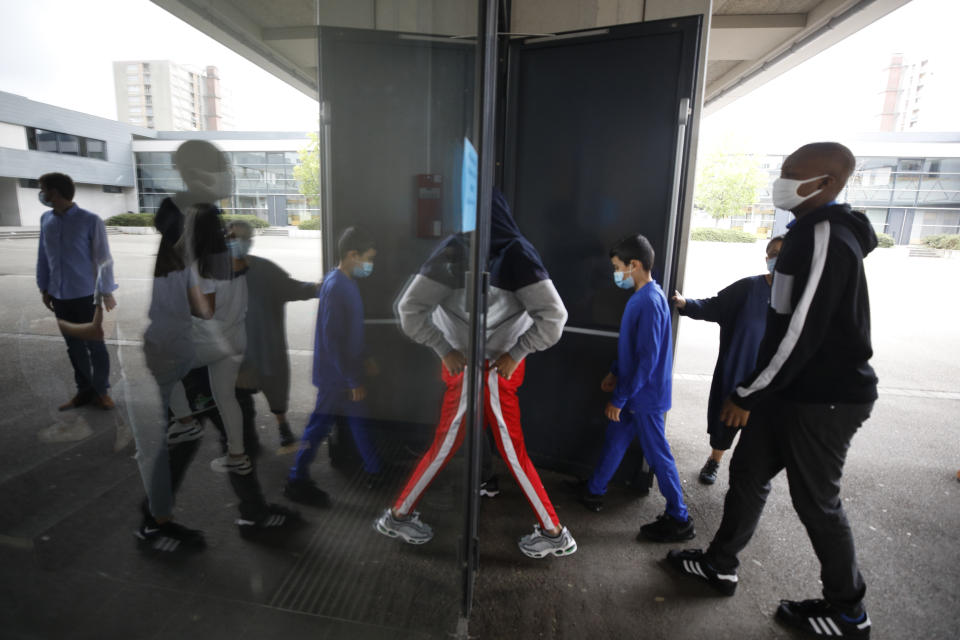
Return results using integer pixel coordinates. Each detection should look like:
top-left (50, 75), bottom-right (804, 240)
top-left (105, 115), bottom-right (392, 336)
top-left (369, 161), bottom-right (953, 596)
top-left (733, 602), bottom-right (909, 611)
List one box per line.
top-left (374, 508), bottom-right (434, 545)
top-left (517, 525), bottom-right (577, 558)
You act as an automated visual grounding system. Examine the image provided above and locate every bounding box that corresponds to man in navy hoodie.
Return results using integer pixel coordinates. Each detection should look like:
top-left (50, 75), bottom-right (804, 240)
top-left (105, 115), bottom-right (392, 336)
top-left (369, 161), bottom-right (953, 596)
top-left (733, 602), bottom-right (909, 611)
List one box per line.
top-left (668, 142), bottom-right (878, 639)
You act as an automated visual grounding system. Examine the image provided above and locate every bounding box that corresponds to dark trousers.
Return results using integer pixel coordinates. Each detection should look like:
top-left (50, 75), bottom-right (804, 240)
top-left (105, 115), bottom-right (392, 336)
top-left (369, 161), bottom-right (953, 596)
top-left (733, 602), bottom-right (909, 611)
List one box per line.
top-left (706, 398), bottom-right (873, 617)
top-left (145, 433), bottom-right (270, 523)
top-left (52, 295), bottom-right (110, 398)
top-left (147, 373), bottom-right (270, 523)
top-left (291, 388), bottom-right (381, 480)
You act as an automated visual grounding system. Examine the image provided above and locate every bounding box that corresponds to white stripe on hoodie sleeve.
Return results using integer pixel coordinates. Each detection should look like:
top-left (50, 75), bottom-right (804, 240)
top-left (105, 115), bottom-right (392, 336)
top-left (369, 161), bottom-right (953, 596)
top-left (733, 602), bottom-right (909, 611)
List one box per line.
top-left (736, 220), bottom-right (830, 400)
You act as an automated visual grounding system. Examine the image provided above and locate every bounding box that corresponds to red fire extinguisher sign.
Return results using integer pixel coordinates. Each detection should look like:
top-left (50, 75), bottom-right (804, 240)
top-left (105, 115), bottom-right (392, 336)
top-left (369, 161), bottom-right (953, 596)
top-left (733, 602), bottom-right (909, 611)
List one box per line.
top-left (416, 174), bottom-right (443, 238)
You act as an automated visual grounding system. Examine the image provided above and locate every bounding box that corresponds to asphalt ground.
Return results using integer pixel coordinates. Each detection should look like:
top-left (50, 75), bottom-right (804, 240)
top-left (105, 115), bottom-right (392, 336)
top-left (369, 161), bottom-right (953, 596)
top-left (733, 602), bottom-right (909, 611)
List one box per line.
top-left (0, 233), bottom-right (957, 639)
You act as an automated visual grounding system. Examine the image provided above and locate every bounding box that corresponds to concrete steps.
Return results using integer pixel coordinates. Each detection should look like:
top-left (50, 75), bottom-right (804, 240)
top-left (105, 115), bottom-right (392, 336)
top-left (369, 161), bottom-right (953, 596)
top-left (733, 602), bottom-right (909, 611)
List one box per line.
top-left (908, 246), bottom-right (941, 258)
top-left (0, 227), bottom-right (121, 240)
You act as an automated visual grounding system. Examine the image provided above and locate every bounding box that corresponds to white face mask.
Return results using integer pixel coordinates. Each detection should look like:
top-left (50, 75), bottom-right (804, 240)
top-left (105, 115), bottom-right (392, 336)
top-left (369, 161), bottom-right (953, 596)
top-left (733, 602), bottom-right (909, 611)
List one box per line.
top-left (183, 167), bottom-right (234, 201)
top-left (772, 174), bottom-right (829, 211)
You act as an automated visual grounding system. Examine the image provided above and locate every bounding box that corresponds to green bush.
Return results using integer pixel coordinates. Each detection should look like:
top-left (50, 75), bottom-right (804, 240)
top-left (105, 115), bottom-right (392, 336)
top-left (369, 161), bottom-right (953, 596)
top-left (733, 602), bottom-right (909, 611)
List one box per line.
top-left (297, 217), bottom-right (322, 230)
top-left (222, 214), bottom-right (269, 229)
top-left (876, 232), bottom-right (895, 248)
top-left (690, 228), bottom-right (757, 243)
top-left (922, 234), bottom-right (960, 250)
top-left (105, 213), bottom-right (154, 227)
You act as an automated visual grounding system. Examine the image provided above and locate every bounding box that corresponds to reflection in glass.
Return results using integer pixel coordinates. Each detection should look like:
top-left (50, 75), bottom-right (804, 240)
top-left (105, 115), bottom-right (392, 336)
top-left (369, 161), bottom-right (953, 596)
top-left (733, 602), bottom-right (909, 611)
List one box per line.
top-left (379, 190), bottom-right (575, 558)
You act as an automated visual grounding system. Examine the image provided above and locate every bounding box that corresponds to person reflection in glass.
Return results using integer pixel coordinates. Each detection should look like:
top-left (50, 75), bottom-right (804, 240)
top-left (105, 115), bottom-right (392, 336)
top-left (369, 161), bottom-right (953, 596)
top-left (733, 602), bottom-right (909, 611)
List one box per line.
top-left (283, 227), bottom-right (383, 506)
top-left (227, 220), bottom-right (321, 454)
top-left (375, 190), bottom-right (577, 558)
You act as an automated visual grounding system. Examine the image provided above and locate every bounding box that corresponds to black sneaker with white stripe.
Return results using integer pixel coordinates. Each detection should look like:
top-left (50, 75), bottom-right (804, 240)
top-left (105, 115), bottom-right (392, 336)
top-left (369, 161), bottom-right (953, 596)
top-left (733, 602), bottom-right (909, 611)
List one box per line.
top-left (666, 549), bottom-right (738, 596)
top-left (135, 520), bottom-right (206, 553)
top-left (236, 503), bottom-right (301, 531)
top-left (776, 599), bottom-right (871, 638)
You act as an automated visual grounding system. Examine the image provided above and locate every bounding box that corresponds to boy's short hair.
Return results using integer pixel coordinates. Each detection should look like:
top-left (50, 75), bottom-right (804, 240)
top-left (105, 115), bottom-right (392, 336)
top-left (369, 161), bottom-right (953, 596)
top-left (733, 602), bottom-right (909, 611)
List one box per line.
top-left (337, 226), bottom-right (375, 260)
top-left (227, 219), bottom-right (254, 240)
top-left (766, 234), bottom-right (785, 253)
top-left (610, 234), bottom-right (655, 272)
top-left (38, 172), bottom-right (75, 201)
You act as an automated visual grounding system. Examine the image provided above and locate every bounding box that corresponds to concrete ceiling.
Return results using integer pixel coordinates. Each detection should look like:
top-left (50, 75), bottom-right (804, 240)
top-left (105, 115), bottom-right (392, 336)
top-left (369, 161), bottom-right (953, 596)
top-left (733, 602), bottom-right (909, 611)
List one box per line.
top-left (152, 0), bottom-right (912, 114)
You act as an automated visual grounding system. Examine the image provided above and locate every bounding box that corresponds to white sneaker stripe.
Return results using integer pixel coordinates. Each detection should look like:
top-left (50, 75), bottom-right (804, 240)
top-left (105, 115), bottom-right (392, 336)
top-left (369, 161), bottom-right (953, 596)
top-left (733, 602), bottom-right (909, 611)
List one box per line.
top-left (857, 616), bottom-right (871, 630)
top-left (824, 618), bottom-right (843, 636)
top-left (693, 562), bottom-right (707, 579)
top-left (683, 560), bottom-right (693, 575)
top-left (809, 617), bottom-right (823, 635)
top-left (822, 617), bottom-right (837, 636)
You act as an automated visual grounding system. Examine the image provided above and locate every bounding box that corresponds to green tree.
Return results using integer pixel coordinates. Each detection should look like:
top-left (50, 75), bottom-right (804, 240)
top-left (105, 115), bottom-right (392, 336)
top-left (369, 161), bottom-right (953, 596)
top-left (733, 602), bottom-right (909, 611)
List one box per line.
top-left (694, 149), bottom-right (767, 219)
top-left (293, 132), bottom-right (321, 207)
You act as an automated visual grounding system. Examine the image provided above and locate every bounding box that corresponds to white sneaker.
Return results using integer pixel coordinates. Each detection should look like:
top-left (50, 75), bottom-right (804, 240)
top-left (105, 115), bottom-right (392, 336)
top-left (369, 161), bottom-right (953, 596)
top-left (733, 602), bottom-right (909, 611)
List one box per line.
top-left (374, 508), bottom-right (434, 544)
top-left (210, 454), bottom-right (252, 475)
top-left (518, 525), bottom-right (577, 559)
top-left (167, 419), bottom-right (203, 445)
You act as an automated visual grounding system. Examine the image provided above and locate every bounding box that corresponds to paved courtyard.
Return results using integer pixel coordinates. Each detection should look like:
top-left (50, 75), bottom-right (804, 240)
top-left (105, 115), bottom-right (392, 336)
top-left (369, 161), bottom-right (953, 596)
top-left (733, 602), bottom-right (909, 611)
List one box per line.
top-left (0, 232), bottom-right (957, 639)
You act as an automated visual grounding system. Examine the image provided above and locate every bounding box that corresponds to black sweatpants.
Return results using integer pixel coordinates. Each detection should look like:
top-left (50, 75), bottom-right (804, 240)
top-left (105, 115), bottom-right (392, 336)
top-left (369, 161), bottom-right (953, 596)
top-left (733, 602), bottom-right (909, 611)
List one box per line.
top-left (705, 398), bottom-right (873, 617)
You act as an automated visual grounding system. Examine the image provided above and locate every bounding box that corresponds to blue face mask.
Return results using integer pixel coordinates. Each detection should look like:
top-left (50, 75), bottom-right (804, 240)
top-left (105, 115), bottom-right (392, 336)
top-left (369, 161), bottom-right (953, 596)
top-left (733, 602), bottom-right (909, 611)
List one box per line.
top-left (352, 261), bottom-right (374, 278)
top-left (766, 256), bottom-right (777, 275)
top-left (38, 191), bottom-right (52, 207)
top-left (613, 268), bottom-right (635, 290)
top-left (227, 239), bottom-right (251, 258)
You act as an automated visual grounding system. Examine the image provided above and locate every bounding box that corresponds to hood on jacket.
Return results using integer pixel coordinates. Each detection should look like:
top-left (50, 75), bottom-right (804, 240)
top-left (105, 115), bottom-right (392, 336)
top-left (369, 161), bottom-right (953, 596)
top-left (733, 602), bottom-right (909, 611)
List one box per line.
top-left (418, 189), bottom-right (550, 291)
top-left (801, 203), bottom-right (878, 257)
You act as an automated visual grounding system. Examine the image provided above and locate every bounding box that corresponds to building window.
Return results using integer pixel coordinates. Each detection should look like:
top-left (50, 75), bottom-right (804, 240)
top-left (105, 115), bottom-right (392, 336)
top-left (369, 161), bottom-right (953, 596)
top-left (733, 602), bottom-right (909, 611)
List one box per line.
top-left (102, 185), bottom-right (122, 193)
top-left (25, 127), bottom-right (107, 160)
top-left (84, 138), bottom-right (106, 160)
top-left (18, 178), bottom-right (40, 188)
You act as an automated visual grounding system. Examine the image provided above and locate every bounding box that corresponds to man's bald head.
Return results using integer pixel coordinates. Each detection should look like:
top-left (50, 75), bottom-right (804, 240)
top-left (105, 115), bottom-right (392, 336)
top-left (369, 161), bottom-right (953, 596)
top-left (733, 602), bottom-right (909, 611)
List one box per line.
top-left (788, 142), bottom-right (856, 183)
top-left (779, 142), bottom-right (856, 216)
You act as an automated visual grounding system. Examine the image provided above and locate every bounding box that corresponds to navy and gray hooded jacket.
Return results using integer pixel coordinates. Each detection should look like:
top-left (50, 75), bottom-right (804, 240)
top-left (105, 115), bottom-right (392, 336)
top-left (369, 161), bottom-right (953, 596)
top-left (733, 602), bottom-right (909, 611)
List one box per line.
top-left (732, 203), bottom-right (879, 409)
top-left (397, 190), bottom-right (567, 361)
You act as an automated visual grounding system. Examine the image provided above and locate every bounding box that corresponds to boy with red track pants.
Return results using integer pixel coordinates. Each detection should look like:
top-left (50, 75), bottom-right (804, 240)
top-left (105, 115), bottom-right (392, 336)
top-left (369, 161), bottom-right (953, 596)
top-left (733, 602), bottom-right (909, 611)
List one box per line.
top-left (374, 190), bottom-right (576, 559)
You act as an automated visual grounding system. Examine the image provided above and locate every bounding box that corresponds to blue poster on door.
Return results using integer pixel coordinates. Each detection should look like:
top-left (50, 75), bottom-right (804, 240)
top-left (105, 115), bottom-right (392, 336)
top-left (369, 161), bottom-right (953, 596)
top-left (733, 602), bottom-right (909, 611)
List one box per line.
top-left (461, 137), bottom-right (478, 232)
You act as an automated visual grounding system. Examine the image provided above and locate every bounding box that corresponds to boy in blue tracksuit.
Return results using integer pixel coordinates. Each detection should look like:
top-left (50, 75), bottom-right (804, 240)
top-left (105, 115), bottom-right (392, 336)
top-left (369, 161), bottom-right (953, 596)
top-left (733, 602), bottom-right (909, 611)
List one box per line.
top-left (581, 233), bottom-right (694, 543)
top-left (283, 227), bottom-right (382, 505)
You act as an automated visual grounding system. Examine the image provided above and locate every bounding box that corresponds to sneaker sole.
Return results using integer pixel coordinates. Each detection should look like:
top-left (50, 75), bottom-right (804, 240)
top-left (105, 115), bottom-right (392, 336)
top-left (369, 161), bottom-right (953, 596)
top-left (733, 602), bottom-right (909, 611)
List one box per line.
top-left (639, 528), bottom-right (696, 543)
top-left (698, 475), bottom-right (717, 485)
top-left (134, 529), bottom-right (205, 552)
top-left (519, 541), bottom-right (578, 559)
top-left (374, 520), bottom-right (432, 545)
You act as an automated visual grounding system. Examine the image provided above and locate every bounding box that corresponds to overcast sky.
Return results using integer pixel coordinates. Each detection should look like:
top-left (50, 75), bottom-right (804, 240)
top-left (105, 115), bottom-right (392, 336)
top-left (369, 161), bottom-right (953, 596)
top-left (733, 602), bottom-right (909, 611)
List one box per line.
top-left (0, 0), bottom-right (956, 143)
top-left (0, 0), bottom-right (319, 130)
top-left (700, 0), bottom-right (960, 155)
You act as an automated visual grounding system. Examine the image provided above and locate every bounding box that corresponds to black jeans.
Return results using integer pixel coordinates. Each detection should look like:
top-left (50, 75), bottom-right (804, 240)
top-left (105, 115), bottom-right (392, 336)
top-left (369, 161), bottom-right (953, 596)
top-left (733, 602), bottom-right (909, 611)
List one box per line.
top-left (706, 398), bottom-right (873, 617)
top-left (52, 295), bottom-right (110, 398)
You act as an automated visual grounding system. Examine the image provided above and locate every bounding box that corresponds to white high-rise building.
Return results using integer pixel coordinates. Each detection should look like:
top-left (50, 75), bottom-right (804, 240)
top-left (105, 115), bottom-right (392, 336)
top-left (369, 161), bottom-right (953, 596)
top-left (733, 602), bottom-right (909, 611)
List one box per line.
top-left (877, 53), bottom-right (958, 132)
top-left (113, 60), bottom-right (232, 131)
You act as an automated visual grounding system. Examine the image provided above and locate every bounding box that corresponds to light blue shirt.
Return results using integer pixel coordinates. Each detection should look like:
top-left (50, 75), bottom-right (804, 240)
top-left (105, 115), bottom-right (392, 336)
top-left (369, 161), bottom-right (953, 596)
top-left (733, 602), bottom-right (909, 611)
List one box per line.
top-left (36, 204), bottom-right (118, 299)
